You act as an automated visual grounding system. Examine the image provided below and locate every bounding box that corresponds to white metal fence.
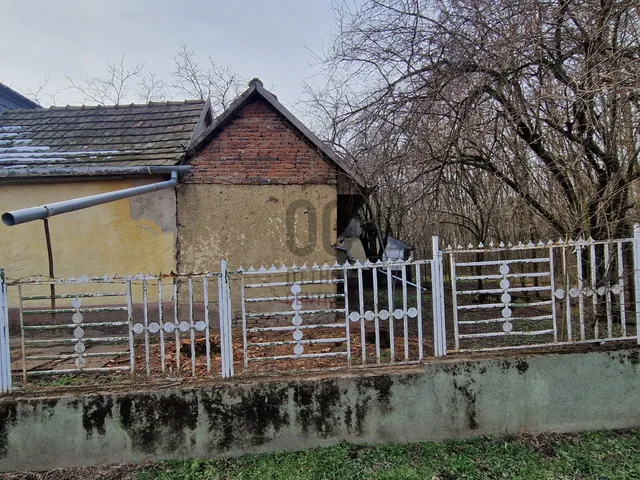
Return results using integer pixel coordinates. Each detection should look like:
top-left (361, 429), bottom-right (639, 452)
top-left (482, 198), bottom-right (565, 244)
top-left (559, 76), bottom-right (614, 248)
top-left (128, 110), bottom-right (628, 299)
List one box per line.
top-left (447, 228), bottom-right (640, 353)
top-left (237, 236), bottom-right (446, 373)
top-left (7, 265), bottom-right (233, 388)
top-left (0, 270), bottom-right (11, 393)
top-left (1, 229), bottom-right (640, 392)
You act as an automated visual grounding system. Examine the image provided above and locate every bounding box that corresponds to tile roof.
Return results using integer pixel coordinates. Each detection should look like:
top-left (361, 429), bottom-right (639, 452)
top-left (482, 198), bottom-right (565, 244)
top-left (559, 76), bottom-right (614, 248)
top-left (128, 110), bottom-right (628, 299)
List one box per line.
top-left (0, 83), bottom-right (40, 113)
top-left (0, 100), bottom-right (208, 170)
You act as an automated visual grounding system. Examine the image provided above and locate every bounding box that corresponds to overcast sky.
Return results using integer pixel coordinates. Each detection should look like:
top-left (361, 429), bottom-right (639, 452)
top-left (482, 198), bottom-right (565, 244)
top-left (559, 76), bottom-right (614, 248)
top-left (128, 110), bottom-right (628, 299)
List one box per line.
top-left (0, 1), bottom-right (343, 118)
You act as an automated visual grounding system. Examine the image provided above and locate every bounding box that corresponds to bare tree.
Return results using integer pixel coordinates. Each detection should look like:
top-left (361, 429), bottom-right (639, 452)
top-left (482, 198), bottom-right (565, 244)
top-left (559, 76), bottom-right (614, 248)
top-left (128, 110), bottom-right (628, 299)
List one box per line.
top-left (57, 47), bottom-right (246, 112)
top-left (66, 54), bottom-right (146, 105)
top-left (137, 72), bottom-right (168, 102)
top-left (25, 77), bottom-right (61, 107)
top-left (170, 45), bottom-right (246, 112)
top-left (312, 0), bottom-right (640, 242)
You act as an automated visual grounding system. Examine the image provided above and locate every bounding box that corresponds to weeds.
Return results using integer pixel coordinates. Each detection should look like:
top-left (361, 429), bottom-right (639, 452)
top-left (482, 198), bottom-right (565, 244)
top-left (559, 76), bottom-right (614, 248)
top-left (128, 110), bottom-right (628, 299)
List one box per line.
top-left (7, 429), bottom-right (640, 479)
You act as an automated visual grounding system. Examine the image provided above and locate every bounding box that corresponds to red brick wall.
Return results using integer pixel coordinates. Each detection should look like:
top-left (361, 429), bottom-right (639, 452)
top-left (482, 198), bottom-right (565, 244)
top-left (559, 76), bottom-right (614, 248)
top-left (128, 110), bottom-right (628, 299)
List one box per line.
top-left (186, 97), bottom-right (338, 185)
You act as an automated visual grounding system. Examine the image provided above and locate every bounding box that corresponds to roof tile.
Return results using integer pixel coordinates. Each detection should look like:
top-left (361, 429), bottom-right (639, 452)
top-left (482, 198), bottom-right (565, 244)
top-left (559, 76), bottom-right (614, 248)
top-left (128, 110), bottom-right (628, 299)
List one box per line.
top-left (0, 100), bottom-right (206, 171)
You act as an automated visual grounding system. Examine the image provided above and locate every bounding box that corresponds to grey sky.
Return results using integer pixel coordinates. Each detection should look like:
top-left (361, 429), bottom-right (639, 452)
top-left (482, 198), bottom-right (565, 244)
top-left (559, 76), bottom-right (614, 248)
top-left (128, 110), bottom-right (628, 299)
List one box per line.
top-left (0, 1), bottom-right (340, 118)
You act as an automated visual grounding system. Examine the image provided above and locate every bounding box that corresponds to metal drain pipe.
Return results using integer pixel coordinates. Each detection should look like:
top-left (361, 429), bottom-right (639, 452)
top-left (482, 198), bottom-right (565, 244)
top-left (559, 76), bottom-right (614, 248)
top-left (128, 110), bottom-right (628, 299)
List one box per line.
top-left (2, 171), bottom-right (179, 226)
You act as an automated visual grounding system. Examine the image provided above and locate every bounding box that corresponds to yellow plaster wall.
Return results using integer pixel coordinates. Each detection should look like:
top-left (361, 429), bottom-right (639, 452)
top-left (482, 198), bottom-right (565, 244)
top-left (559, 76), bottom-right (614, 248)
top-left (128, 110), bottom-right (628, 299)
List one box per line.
top-left (177, 184), bottom-right (338, 273)
top-left (177, 184), bottom-right (339, 316)
top-left (0, 179), bottom-right (177, 281)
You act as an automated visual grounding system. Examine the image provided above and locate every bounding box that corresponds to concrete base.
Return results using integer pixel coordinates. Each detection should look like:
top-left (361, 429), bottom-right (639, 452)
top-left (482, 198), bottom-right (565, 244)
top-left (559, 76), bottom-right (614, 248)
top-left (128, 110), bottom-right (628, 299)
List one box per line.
top-left (1, 348), bottom-right (640, 472)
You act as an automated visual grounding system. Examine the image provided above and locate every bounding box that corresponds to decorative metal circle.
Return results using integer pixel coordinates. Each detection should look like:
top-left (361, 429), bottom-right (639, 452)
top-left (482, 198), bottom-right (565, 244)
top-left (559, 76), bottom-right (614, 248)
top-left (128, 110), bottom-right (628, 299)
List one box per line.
top-left (499, 264), bottom-right (510, 275)
top-left (179, 321), bottom-right (190, 332)
top-left (407, 307), bottom-right (418, 318)
top-left (290, 283), bottom-right (301, 295)
top-left (292, 300), bottom-right (302, 311)
top-left (293, 329), bottom-right (303, 341)
top-left (611, 284), bottom-right (623, 295)
top-left (596, 286), bottom-right (606, 296)
top-left (75, 357), bottom-right (86, 368)
top-left (72, 297), bottom-right (82, 309)
top-left (72, 312), bottom-right (83, 324)
top-left (349, 311), bottom-right (361, 322)
top-left (194, 321), bottom-right (206, 332)
top-left (148, 322), bottom-right (161, 333)
top-left (569, 288), bottom-right (580, 298)
top-left (501, 293), bottom-right (511, 304)
top-left (293, 344), bottom-right (304, 356)
top-left (501, 307), bottom-right (512, 319)
top-left (554, 289), bottom-right (565, 300)
top-left (379, 310), bottom-right (390, 320)
top-left (364, 310), bottom-right (375, 321)
top-left (74, 342), bottom-right (85, 354)
top-left (503, 321), bottom-right (513, 333)
top-left (163, 322), bottom-right (176, 333)
top-left (132, 323), bottom-right (144, 334)
top-left (500, 279), bottom-right (510, 290)
top-left (292, 314), bottom-right (302, 326)
top-left (393, 309), bottom-right (404, 320)
top-left (73, 326), bottom-right (84, 339)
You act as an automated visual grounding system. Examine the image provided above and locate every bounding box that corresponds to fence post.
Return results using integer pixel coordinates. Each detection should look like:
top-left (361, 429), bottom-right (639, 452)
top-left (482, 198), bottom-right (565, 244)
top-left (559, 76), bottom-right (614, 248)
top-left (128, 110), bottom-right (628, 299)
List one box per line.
top-left (431, 237), bottom-right (447, 356)
top-left (218, 260), bottom-right (234, 378)
top-left (633, 225), bottom-right (640, 344)
top-left (0, 270), bottom-right (12, 393)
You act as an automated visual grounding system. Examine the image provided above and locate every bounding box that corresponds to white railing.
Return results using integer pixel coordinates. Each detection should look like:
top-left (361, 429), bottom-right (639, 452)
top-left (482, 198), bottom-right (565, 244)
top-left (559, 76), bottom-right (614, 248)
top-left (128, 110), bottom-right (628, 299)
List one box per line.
top-left (445, 227), bottom-right (640, 353)
top-left (237, 247), bottom-right (446, 372)
top-left (2, 228), bottom-right (640, 390)
top-left (0, 270), bottom-right (11, 393)
top-left (8, 268), bottom-right (234, 384)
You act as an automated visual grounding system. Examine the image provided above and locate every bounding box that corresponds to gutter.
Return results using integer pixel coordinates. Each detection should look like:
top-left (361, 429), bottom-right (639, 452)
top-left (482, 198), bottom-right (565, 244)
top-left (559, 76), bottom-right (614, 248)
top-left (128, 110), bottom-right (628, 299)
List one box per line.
top-left (0, 165), bottom-right (193, 179)
top-left (2, 171), bottom-right (180, 226)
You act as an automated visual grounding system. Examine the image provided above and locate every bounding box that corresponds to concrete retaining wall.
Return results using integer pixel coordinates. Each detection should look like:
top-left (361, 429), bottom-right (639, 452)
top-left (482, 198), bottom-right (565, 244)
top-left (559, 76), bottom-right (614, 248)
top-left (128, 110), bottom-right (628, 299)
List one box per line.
top-left (1, 348), bottom-right (640, 472)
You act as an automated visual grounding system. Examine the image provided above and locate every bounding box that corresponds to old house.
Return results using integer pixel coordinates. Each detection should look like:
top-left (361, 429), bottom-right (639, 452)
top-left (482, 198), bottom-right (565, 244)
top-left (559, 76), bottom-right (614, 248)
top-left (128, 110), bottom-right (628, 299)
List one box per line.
top-left (0, 79), bottom-right (365, 280)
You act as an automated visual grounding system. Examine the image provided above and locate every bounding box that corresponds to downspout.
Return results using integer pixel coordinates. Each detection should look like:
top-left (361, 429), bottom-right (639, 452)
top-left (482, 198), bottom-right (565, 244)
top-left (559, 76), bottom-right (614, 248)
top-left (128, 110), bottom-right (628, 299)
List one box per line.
top-left (43, 218), bottom-right (56, 317)
top-left (2, 171), bottom-right (179, 226)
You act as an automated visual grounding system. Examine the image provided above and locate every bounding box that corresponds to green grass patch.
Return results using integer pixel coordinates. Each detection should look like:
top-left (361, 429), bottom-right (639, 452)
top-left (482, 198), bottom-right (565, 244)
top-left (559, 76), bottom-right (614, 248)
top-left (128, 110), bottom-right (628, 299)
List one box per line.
top-left (133, 430), bottom-right (640, 480)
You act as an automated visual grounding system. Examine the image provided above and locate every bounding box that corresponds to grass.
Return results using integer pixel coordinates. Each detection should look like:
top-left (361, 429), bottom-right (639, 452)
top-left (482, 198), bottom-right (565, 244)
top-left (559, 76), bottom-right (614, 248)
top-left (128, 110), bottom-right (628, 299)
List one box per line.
top-left (7, 430), bottom-right (640, 479)
top-left (132, 431), bottom-right (640, 480)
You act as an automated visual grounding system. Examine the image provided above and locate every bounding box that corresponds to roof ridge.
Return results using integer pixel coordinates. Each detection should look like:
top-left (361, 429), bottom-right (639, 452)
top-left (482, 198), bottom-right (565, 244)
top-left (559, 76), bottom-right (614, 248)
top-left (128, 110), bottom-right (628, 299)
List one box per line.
top-left (42, 99), bottom-right (206, 111)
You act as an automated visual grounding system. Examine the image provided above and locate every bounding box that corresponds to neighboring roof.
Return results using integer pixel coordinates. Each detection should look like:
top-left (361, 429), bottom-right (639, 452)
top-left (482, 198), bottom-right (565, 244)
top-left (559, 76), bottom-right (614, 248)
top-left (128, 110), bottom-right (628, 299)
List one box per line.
top-left (386, 236), bottom-right (414, 251)
top-left (186, 78), bottom-right (366, 188)
top-left (0, 100), bottom-right (210, 173)
top-left (0, 83), bottom-right (39, 113)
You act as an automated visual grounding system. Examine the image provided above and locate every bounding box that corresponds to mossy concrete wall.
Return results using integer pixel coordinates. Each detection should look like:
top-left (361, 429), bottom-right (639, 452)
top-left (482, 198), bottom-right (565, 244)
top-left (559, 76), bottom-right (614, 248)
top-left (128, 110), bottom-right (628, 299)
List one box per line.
top-left (2, 349), bottom-right (640, 472)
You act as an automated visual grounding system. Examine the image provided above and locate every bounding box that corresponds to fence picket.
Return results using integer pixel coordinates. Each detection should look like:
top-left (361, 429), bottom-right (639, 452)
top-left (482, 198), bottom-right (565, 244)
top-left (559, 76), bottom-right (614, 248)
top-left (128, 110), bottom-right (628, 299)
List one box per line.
top-left (0, 270), bottom-right (11, 393)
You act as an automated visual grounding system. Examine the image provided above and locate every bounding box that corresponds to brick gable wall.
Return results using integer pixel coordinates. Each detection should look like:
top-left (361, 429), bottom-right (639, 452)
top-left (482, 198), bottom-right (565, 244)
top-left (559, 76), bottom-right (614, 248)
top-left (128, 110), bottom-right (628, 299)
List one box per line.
top-left (185, 98), bottom-right (338, 185)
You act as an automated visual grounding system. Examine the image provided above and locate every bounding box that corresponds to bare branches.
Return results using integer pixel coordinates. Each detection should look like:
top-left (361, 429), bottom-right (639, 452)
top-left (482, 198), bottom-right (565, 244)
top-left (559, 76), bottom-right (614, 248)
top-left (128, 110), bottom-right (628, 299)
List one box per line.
top-left (25, 77), bottom-right (60, 107)
top-left (137, 72), bottom-right (168, 103)
top-left (66, 54), bottom-right (146, 105)
top-left (170, 45), bottom-right (246, 112)
top-left (311, 0), bottom-right (640, 248)
top-left (61, 47), bottom-right (245, 110)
